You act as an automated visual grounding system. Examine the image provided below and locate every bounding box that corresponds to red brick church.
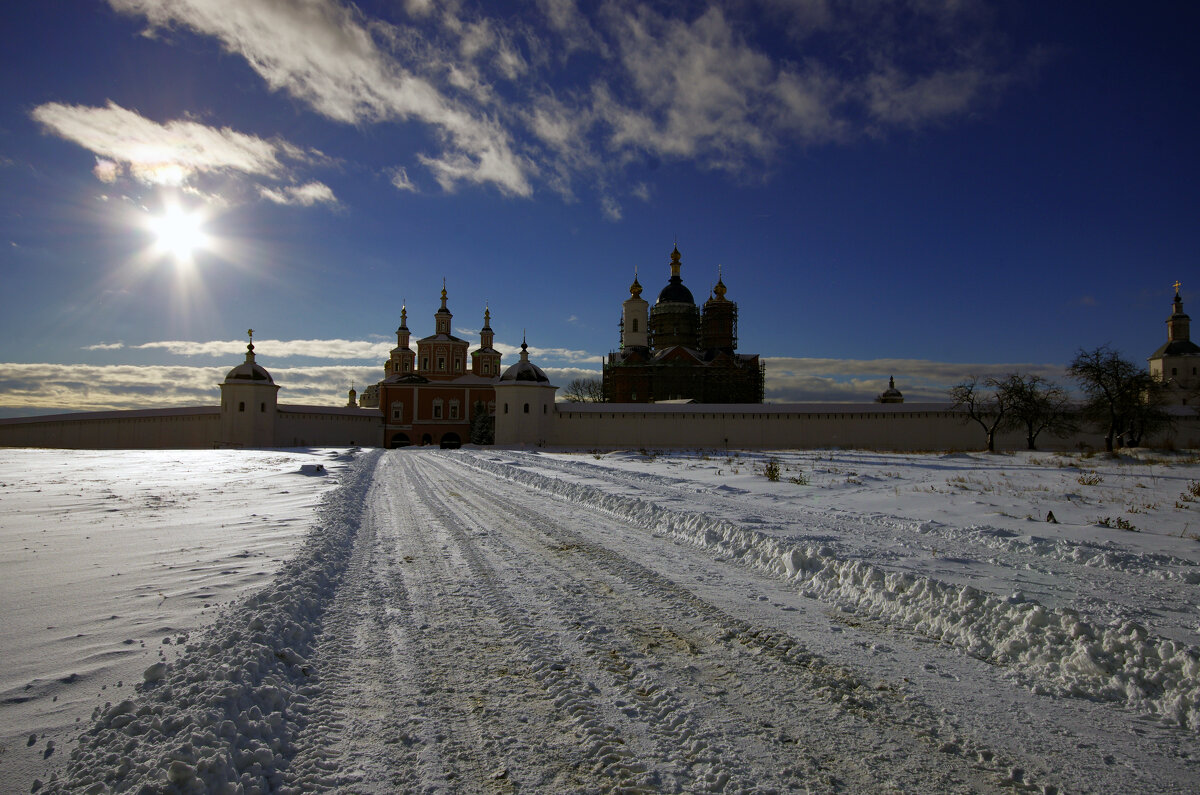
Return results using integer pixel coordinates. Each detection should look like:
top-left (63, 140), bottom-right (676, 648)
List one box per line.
top-left (366, 284), bottom-right (502, 448)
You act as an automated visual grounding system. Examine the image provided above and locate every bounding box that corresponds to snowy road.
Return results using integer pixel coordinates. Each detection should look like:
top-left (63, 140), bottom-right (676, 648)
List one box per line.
top-left (51, 448), bottom-right (1200, 792)
top-left (288, 452), bottom-right (1008, 793)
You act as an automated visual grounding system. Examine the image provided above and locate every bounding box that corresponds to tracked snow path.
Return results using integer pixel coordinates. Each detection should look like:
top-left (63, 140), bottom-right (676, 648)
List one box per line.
top-left (286, 450), bottom-right (1017, 792)
top-left (48, 449), bottom-right (1200, 792)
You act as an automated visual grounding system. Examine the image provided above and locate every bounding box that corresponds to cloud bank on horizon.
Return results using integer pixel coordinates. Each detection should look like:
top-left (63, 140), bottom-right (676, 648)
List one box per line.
top-left (0, 346), bottom-right (1071, 416)
top-left (32, 0), bottom-right (1018, 215)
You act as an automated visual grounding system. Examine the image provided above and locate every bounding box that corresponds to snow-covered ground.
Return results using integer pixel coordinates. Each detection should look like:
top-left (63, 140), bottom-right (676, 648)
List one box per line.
top-left (0, 448), bottom-right (357, 789)
top-left (6, 446), bottom-right (1200, 792)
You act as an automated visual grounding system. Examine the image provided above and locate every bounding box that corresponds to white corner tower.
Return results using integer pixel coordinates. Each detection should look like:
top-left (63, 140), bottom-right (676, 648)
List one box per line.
top-left (493, 337), bottom-right (557, 446)
top-left (219, 329), bottom-right (280, 447)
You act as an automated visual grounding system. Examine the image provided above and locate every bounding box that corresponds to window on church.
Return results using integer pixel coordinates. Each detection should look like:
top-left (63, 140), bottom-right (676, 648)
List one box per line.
top-left (1173, 367), bottom-right (1178, 376)
top-left (403, 361), bottom-right (410, 372)
top-left (260, 403), bottom-right (265, 413)
top-left (454, 358), bottom-right (462, 372)
top-left (524, 403), bottom-right (530, 414)
top-left (482, 361), bottom-right (489, 374)
top-left (438, 356), bottom-right (446, 371)
top-left (632, 318), bottom-right (638, 332)
top-left (422, 357), bottom-right (429, 370)
top-left (504, 403), bottom-right (509, 414)
top-left (238, 401), bottom-right (245, 412)
top-left (391, 401), bottom-right (404, 420)
top-left (433, 399), bottom-right (443, 419)
top-left (449, 400), bottom-right (460, 419)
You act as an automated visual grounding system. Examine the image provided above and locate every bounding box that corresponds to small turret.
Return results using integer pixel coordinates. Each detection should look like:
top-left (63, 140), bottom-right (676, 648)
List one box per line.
top-left (876, 376), bottom-right (904, 404)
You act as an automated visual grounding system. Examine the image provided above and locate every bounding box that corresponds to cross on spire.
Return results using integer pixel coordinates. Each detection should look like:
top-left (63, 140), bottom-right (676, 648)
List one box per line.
top-left (1174, 280), bottom-right (1182, 294)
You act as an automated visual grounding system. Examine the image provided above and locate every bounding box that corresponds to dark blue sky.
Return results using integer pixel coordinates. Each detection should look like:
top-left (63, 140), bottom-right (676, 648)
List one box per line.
top-left (1, 1), bottom-right (1196, 412)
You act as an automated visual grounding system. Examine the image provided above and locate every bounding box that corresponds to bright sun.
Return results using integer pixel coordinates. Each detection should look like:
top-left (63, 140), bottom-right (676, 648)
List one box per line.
top-left (147, 204), bottom-right (209, 263)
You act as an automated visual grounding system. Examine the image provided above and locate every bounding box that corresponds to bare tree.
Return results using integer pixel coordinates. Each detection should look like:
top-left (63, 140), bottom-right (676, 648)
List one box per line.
top-left (561, 376), bottom-right (605, 403)
top-left (949, 376), bottom-right (1016, 453)
top-left (1004, 374), bottom-right (1075, 450)
top-left (1068, 346), bottom-right (1169, 452)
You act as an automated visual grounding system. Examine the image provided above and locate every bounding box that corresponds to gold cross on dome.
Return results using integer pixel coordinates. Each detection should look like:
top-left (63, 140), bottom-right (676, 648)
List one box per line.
top-left (1174, 280), bottom-right (1182, 293)
top-left (248, 328), bottom-right (254, 341)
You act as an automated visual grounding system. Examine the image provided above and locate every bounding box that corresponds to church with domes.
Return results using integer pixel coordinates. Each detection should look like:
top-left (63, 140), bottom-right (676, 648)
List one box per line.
top-left (367, 284), bottom-right (503, 448)
top-left (603, 246), bottom-right (764, 403)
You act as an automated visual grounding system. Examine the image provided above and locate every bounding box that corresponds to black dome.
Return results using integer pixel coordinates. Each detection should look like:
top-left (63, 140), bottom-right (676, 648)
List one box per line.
top-left (500, 340), bottom-right (550, 383)
top-left (657, 276), bottom-right (694, 305)
top-left (500, 360), bottom-right (550, 383)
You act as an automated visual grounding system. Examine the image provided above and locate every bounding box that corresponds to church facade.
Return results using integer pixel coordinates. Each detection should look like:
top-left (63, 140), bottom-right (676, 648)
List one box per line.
top-left (603, 247), bottom-right (764, 403)
top-left (369, 286), bottom-right (502, 448)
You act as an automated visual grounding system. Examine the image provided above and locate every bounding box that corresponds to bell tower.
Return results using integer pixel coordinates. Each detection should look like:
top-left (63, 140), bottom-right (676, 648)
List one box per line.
top-left (1148, 282), bottom-right (1200, 405)
top-left (621, 271), bottom-right (649, 350)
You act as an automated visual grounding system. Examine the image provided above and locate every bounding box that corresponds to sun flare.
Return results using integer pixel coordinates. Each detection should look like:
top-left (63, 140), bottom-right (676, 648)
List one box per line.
top-left (147, 204), bottom-right (209, 263)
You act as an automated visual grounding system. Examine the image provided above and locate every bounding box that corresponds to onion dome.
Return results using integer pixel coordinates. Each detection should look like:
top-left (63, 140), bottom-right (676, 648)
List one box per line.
top-left (712, 268), bottom-right (728, 301)
top-left (224, 330), bottom-right (274, 383)
top-left (657, 246), bottom-right (695, 305)
top-left (630, 274), bottom-right (643, 298)
top-left (499, 337), bottom-right (550, 383)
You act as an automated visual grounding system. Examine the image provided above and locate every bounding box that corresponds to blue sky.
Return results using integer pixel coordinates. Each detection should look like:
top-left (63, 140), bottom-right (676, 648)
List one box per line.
top-left (1, 1), bottom-right (1196, 415)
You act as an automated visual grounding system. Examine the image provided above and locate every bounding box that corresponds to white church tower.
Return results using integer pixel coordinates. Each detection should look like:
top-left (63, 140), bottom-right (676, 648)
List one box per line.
top-left (219, 330), bottom-right (279, 447)
top-left (621, 272), bottom-right (649, 350)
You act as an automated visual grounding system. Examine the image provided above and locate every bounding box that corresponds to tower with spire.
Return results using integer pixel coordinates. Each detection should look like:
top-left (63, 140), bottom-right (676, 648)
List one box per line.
top-left (471, 305), bottom-right (502, 376)
top-left (1149, 282), bottom-right (1200, 405)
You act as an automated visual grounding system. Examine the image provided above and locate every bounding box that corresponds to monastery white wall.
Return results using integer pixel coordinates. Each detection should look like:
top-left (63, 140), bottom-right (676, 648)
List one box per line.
top-left (0, 408), bottom-right (220, 449)
top-left (275, 407), bottom-right (383, 448)
top-left (0, 405), bottom-right (384, 449)
top-left (539, 403), bottom-right (1200, 452)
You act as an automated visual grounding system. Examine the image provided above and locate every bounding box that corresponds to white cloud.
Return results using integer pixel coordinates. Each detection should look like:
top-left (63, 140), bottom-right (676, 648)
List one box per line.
top-left (0, 362), bottom-right (379, 413)
top-left (1, 350), bottom-right (1072, 414)
top-left (131, 338), bottom-right (391, 360)
top-left (32, 101), bottom-right (339, 209)
top-left (864, 67), bottom-right (991, 127)
top-left (762, 357), bottom-right (1069, 403)
top-left (259, 181), bottom-right (338, 207)
top-left (95, 0), bottom-right (1019, 217)
top-left (32, 100), bottom-right (287, 185)
top-left (109, 0), bottom-right (531, 197)
top-left (389, 166), bottom-right (417, 192)
top-left (600, 194), bottom-right (622, 221)
top-left (504, 343), bottom-right (602, 365)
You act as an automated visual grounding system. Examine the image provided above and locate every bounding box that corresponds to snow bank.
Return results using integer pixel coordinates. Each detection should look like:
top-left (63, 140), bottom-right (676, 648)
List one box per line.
top-left (467, 452), bottom-right (1200, 730)
top-left (47, 450), bottom-right (380, 793)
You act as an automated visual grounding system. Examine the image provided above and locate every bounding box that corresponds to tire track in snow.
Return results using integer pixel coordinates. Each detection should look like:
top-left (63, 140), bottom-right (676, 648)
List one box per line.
top-left (289, 452), bottom-right (589, 792)
top-left (475, 451), bottom-right (1200, 731)
top-left (419, 452), bottom-right (1020, 793)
